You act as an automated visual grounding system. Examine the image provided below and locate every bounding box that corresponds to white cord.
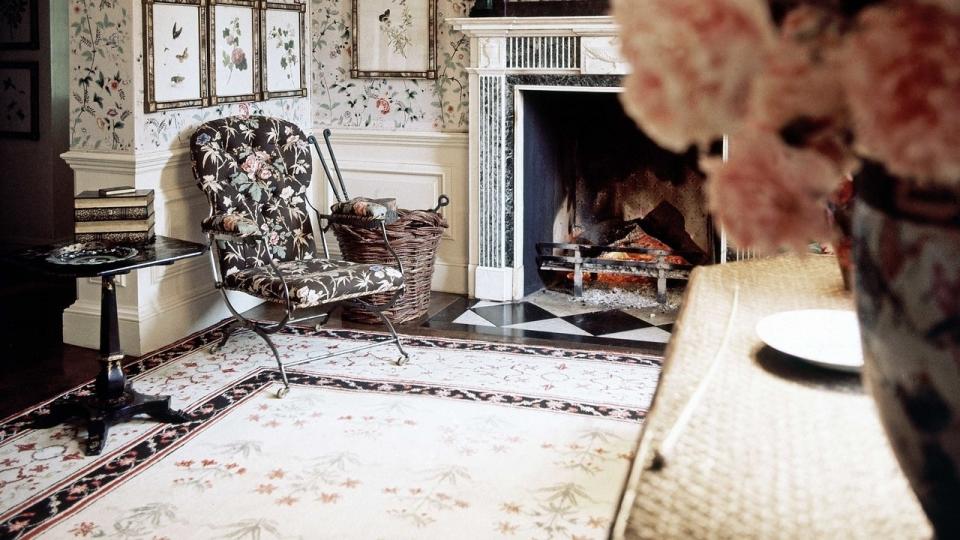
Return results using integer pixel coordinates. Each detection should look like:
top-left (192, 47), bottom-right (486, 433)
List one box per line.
top-left (651, 284), bottom-right (740, 469)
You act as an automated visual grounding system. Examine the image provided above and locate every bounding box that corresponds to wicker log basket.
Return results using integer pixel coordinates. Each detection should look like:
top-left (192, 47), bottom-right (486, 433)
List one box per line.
top-left (333, 197), bottom-right (449, 324)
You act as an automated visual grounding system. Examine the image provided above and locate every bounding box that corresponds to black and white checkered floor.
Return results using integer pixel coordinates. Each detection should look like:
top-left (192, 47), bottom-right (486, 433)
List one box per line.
top-left (423, 291), bottom-right (676, 353)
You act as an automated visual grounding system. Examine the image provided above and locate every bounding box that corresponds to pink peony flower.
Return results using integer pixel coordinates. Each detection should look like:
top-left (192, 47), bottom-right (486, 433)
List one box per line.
top-left (258, 168), bottom-right (272, 180)
top-left (240, 154), bottom-right (261, 175)
top-left (841, 1), bottom-right (960, 184)
top-left (917, 0), bottom-right (960, 14)
top-left (701, 129), bottom-right (840, 252)
top-left (375, 97), bottom-right (391, 115)
top-left (746, 6), bottom-right (855, 175)
top-left (613, 0), bottom-right (777, 152)
top-left (748, 6), bottom-right (845, 131)
top-left (231, 47), bottom-right (246, 65)
top-left (238, 102), bottom-right (252, 119)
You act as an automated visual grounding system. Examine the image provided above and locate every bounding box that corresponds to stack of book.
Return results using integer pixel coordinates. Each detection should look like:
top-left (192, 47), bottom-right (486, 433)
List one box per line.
top-left (74, 187), bottom-right (155, 244)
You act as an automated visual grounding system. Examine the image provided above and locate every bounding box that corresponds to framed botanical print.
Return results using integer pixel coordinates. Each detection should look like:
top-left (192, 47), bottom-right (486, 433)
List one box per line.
top-left (0, 61), bottom-right (39, 139)
top-left (351, 0), bottom-right (437, 79)
top-left (210, 0), bottom-right (261, 104)
top-left (261, 1), bottom-right (306, 100)
top-left (0, 0), bottom-right (38, 50)
top-left (143, 0), bottom-right (209, 112)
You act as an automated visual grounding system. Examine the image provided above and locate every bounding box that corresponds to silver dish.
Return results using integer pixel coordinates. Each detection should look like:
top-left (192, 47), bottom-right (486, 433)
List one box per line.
top-left (46, 242), bottom-right (139, 266)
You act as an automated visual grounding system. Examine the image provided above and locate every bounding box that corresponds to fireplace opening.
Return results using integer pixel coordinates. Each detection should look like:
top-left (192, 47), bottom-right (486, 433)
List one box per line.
top-left (520, 89), bottom-right (712, 305)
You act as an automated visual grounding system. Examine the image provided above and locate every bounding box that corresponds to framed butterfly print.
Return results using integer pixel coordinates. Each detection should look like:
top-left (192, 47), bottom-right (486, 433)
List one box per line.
top-left (351, 0), bottom-right (437, 79)
top-left (0, 61), bottom-right (39, 139)
top-left (209, 0), bottom-right (261, 104)
top-left (142, 0), bottom-right (209, 112)
top-left (261, 1), bottom-right (306, 100)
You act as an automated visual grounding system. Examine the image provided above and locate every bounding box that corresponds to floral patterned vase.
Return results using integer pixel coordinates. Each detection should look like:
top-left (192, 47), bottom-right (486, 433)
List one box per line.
top-left (852, 162), bottom-right (960, 538)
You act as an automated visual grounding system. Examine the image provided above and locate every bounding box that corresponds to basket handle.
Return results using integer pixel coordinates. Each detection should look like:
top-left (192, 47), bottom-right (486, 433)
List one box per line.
top-left (430, 194), bottom-right (450, 213)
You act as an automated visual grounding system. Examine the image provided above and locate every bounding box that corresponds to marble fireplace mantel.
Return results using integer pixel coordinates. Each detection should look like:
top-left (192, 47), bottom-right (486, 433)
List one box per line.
top-left (449, 16), bottom-right (629, 300)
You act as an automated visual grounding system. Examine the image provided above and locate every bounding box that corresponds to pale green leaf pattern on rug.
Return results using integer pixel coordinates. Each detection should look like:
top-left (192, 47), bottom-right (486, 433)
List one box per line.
top-left (3, 329), bottom-right (659, 538)
top-left (46, 389), bottom-right (637, 539)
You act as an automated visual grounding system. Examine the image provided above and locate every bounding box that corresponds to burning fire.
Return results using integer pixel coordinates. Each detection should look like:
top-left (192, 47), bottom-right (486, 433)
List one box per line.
top-left (566, 250), bottom-right (658, 286)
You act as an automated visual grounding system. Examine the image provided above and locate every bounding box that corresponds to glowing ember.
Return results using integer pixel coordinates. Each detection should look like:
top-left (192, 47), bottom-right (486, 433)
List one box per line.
top-left (562, 229), bottom-right (690, 287)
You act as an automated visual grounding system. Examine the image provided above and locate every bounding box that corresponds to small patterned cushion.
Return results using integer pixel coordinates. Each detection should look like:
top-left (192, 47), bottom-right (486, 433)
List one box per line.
top-left (331, 197), bottom-right (398, 223)
top-left (223, 258), bottom-right (404, 308)
top-left (201, 214), bottom-right (261, 238)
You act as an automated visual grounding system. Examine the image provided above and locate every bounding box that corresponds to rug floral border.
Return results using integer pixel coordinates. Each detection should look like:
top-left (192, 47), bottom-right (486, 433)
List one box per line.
top-left (0, 322), bottom-right (657, 537)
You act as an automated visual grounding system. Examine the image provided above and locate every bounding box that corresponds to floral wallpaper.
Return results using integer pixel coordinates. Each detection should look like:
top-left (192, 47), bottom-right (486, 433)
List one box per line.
top-left (69, 0), bottom-right (134, 151)
top-left (69, 0), bottom-right (309, 152)
top-left (67, 0), bottom-right (463, 152)
top-left (136, 96), bottom-right (309, 152)
top-left (311, 0), bottom-right (470, 132)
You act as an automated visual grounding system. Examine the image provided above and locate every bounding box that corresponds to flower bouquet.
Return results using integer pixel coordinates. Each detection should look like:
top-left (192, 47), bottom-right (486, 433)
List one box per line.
top-left (613, 0), bottom-right (960, 535)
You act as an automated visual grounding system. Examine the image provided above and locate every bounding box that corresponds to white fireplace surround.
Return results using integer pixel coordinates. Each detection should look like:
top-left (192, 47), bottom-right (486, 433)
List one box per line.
top-left (450, 16), bottom-right (628, 301)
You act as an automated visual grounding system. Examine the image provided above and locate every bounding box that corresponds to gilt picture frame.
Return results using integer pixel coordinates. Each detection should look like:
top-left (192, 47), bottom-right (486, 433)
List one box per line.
top-left (351, 0), bottom-right (437, 79)
top-left (210, 0), bottom-right (261, 104)
top-left (0, 61), bottom-right (39, 139)
top-left (0, 0), bottom-right (38, 50)
top-left (261, 1), bottom-right (306, 100)
top-left (143, 0), bottom-right (209, 112)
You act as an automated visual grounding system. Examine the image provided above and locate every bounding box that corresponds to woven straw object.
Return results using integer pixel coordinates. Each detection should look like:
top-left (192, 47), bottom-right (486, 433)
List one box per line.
top-left (612, 255), bottom-right (931, 539)
top-left (333, 209), bottom-right (447, 324)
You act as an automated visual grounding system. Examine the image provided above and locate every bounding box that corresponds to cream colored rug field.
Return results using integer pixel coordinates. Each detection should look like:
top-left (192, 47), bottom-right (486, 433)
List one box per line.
top-left (0, 323), bottom-right (661, 539)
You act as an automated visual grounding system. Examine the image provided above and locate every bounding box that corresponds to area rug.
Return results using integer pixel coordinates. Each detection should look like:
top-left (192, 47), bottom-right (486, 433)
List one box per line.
top-left (0, 322), bottom-right (661, 539)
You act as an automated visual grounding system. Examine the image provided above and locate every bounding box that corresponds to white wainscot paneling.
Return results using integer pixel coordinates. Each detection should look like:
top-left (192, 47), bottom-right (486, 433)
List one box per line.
top-left (315, 129), bottom-right (470, 294)
top-left (60, 148), bottom-right (260, 355)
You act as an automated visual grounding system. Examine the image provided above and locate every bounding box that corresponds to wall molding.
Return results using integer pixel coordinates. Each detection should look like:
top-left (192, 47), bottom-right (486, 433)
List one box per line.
top-left (337, 159), bottom-right (455, 241)
top-left (313, 128), bottom-right (470, 295)
top-left (61, 145), bottom-right (244, 355)
top-left (322, 128), bottom-right (468, 150)
top-left (61, 148), bottom-right (191, 175)
top-left (449, 16), bottom-right (618, 37)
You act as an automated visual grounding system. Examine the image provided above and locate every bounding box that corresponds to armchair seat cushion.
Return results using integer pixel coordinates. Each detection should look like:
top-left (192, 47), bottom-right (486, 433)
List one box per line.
top-left (223, 258), bottom-right (404, 308)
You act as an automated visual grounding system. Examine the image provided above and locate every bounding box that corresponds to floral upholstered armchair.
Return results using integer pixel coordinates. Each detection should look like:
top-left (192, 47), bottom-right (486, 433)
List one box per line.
top-left (190, 116), bottom-right (409, 398)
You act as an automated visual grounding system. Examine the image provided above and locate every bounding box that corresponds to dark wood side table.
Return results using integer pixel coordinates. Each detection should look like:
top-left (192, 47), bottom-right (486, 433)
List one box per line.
top-left (11, 236), bottom-right (206, 455)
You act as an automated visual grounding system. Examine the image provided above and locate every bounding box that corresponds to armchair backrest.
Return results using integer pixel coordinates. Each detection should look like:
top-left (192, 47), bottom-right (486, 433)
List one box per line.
top-left (190, 116), bottom-right (316, 272)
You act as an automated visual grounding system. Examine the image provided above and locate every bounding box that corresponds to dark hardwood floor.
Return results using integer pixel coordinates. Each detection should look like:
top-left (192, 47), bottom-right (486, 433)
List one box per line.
top-left (0, 248), bottom-right (86, 420)
top-left (0, 291), bottom-right (645, 420)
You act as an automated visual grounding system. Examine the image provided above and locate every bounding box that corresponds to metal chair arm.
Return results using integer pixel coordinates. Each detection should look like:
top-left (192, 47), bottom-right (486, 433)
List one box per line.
top-left (207, 232), bottom-right (294, 314)
top-left (257, 237), bottom-right (294, 314)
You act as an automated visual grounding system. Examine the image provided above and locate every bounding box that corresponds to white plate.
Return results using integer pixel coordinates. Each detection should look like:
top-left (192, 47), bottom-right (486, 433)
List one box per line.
top-left (756, 309), bottom-right (864, 373)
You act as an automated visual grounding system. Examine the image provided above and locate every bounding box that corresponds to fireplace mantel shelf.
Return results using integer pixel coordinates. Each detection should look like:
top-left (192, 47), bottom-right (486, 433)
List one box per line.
top-left (448, 16), bottom-right (618, 37)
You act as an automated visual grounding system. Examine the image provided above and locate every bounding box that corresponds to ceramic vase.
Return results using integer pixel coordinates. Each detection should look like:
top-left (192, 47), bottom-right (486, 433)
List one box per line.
top-left (852, 161), bottom-right (960, 538)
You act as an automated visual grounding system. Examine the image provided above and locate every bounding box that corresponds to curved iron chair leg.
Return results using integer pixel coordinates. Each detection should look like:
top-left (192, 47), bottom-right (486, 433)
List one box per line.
top-left (251, 326), bottom-right (291, 399)
top-left (212, 288), bottom-right (292, 398)
top-left (352, 287), bottom-right (410, 366)
top-left (376, 308), bottom-right (410, 366)
top-left (210, 321), bottom-right (244, 353)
